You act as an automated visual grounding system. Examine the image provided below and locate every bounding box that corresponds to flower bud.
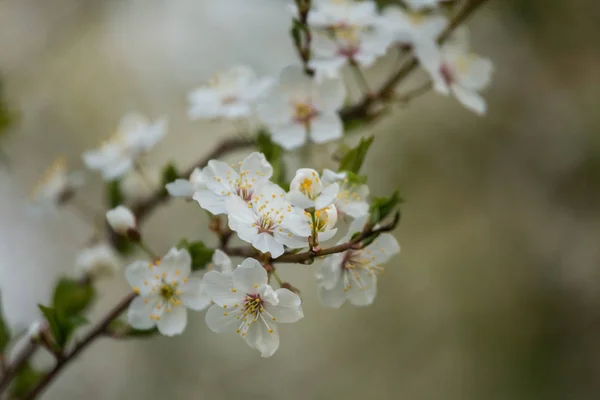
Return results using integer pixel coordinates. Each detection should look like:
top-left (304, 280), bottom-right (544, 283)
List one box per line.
top-left (106, 205), bottom-right (137, 236)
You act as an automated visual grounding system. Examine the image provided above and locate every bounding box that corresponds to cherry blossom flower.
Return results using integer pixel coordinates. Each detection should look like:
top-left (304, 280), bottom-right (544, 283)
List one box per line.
top-left (322, 169), bottom-right (370, 219)
top-left (379, 6), bottom-right (447, 79)
top-left (166, 168), bottom-right (206, 199)
top-left (29, 157), bottom-right (84, 208)
top-left (316, 216), bottom-right (400, 307)
top-left (307, 3), bottom-right (393, 82)
top-left (286, 168), bottom-right (339, 210)
top-left (257, 66), bottom-right (346, 150)
top-left (106, 205), bottom-right (136, 235)
top-left (82, 113), bottom-right (167, 180)
top-left (120, 166), bottom-right (161, 203)
top-left (126, 248), bottom-right (207, 336)
top-left (430, 29), bottom-right (493, 115)
top-left (226, 183), bottom-right (310, 258)
top-left (311, 204), bottom-right (338, 242)
top-left (193, 152), bottom-right (273, 215)
top-left (188, 66), bottom-right (273, 120)
top-left (75, 243), bottom-right (120, 280)
top-left (203, 258), bottom-right (304, 357)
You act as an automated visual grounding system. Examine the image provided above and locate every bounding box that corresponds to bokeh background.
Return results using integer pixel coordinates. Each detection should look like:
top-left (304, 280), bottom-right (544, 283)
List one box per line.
top-left (1, 0), bottom-right (600, 398)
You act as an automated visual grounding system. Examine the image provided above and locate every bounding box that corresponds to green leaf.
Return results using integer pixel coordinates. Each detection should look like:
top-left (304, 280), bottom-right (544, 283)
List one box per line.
top-left (10, 363), bottom-right (43, 397)
top-left (161, 162), bottom-right (179, 190)
top-left (338, 136), bottom-right (374, 174)
top-left (369, 190), bottom-right (402, 227)
top-left (177, 240), bottom-right (215, 271)
top-left (38, 305), bottom-right (65, 348)
top-left (256, 130), bottom-right (288, 189)
top-left (345, 171), bottom-right (368, 185)
top-left (106, 180), bottom-right (124, 209)
top-left (0, 293), bottom-right (11, 353)
top-left (342, 118), bottom-right (366, 133)
top-left (52, 278), bottom-right (95, 318)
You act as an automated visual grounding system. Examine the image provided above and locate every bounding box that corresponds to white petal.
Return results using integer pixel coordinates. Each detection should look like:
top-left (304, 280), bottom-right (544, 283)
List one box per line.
top-left (257, 92), bottom-right (293, 126)
top-left (318, 228), bottom-right (337, 242)
top-left (245, 322), bottom-right (280, 358)
top-left (317, 279), bottom-right (347, 308)
top-left (346, 271), bottom-right (377, 306)
top-left (309, 113), bottom-right (343, 144)
top-left (315, 182), bottom-right (339, 210)
top-left (264, 289), bottom-right (303, 323)
top-left (318, 254), bottom-right (343, 290)
top-left (452, 84), bottom-right (486, 115)
top-left (286, 190), bottom-right (315, 209)
top-left (241, 152), bottom-right (273, 181)
top-left (233, 258), bottom-right (268, 294)
top-left (125, 261), bottom-right (155, 296)
top-left (314, 77), bottom-right (346, 112)
top-left (203, 160), bottom-right (237, 193)
top-left (212, 249), bottom-right (233, 273)
top-left (180, 277), bottom-right (212, 311)
top-left (274, 231), bottom-right (308, 249)
top-left (202, 271), bottom-right (241, 307)
top-left (160, 247), bottom-right (191, 278)
top-left (458, 56), bottom-right (493, 90)
top-left (193, 189), bottom-right (227, 215)
top-left (270, 123), bottom-right (308, 150)
top-left (342, 214), bottom-right (369, 242)
top-left (367, 233), bottom-right (401, 264)
top-left (321, 169), bottom-right (346, 184)
top-left (102, 156), bottom-right (135, 181)
top-left (166, 179), bottom-right (194, 198)
top-left (127, 296), bottom-right (156, 330)
top-left (205, 304), bottom-right (239, 333)
top-left (309, 57), bottom-right (347, 83)
top-left (253, 233), bottom-right (284, 258)
top-left (157, 306), bottom-right (187, 336)
top-left (279, 65), bottom-right (312, 95)
top-left (225, 196), bottom-right (255, 224)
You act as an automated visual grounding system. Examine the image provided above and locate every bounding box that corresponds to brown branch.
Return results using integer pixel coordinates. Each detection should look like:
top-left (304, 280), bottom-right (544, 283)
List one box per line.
top-left (21, 293), bottom-right (136, 400)
top-left (274, 212), bottom-right (400, 264)
top-left (0, 342), bottom-right (38, 394)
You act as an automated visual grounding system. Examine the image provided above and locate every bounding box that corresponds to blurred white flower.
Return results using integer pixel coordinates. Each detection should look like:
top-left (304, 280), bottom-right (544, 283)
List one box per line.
top-left (106, 205), bottom-right (136, 235)
top-left (307, 3), bottom-right (392, 82)
top-left (126, 248), bottom-right (206, 336)
top-left (188, 66), bottom-right (274, 120)
top-left (193, 152), bottom-right (273, 215)
top-left (120, 167), bottom-right (161, 203)
top-left (257, 66), bottom-right (345, 149)
top-left (82, 113), bottom-right (167, 180)
top-left (203, 258), bottom-right (304, 357)
top-left (316, 217), bottom-right (400, 307)
top-left (75, 243), bottom-right (120, 280)
top-left (287, 168), bottom-right (339, 210)
top-left (312, 204), bottom-right (338, 242)
top-left (430, 29), bottom-right (493, 115)
top-left (29, 157), bottom-right (84, 209)
top-left (322, 169), bottom-right (370, 219)
top-left (226, 183), bottom-right (310, 258)
top-left (379, 6), bottom-right (447, 79)
top-left (405, 0), bottom-right (452, 10)
top-left (166, 167), bottom-right (206, 199)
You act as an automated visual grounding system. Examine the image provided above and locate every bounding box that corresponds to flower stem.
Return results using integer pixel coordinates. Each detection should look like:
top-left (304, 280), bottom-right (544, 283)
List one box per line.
top-left (137, 239), bottom-right (158, 260)
top-left (271, 270), bottom-right (284, 286)
top-left (349, 61), bottom-right (372, 97)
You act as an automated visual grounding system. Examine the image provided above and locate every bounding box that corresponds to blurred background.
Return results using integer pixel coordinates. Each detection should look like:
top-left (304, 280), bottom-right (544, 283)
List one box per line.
top-left (1, 0), bottom-right (600, 398)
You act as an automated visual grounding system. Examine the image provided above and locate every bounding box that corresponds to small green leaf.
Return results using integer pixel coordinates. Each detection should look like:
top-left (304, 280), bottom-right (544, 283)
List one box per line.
top-left (10, 363), bottom-right (43, 397)
top-left (38, 305), bottom-right (64, 348)
top-left (369, 190), bottom-right (402, 227)
top-left (161, 162), bottom-right (179, 189)
top-left (342, 118), bottom-right (365, 133)
top-left (0, 293), bottom-right (11, 353)
top-left (106, 180), bottom-right (124, 209)
top-left (338, 136), bottom-right (374, 174)
top-left (177, 240), bottom-right (215, 271)
top-left (290, 18), bottom-right (302, 46)
top-left (345, 171), bottom-right (368, 185)
top-left (52, 278), bottom-right (95, 318)
top-left (256, 130), bottom-right (287, 189)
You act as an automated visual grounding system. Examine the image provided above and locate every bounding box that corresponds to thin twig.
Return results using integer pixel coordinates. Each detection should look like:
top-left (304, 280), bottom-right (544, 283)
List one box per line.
top-left (21, 293), bottom-right (136, 400)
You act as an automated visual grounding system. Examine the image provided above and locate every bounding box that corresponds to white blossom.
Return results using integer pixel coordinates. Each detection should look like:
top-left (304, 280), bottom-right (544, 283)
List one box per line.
top-left (166, 168), bottom-right (206, 199)
top-left (126, 247), bottom-right (207, 336)
top-left (188, 66), bottom-right (273, 120)
top-left (430, 29), bottom-right (493, 115)
top-left (257, 66), bottom-right (345, 150)
top-left (307, 2), bottom-right (393, 81)
top-left (75, 243), bottom-right (120, 280)
top-left (322, 169), bottom-right (370, 219)
top-left (106, 205), bottom-right (136, 235)
top-left (311, 204), bottom-right (338, 242)
top-left (203, 258), bottom-right (304, 357)
top-left (316, 217), bottom-right (400, 307)
top-left (29, 157), bottom-right (84, 208)
top-left (405, 0), bottom-right (452, 10)
top-left (82, 113), bottom-right (167, 180)
top-left (193, 152), bottom-right (273, 215)
top-left (227, 183), bottom-right (311, 258)
top-left (379, 6), bottom-right (447, 80)
top-left (120, 167), bottom-right (161, 203)
top-left (287, 168), bottom-right (339, 210)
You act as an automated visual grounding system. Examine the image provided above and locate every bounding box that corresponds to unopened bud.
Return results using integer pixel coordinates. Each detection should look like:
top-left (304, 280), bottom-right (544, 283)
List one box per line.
top-left (106, 205), bottom-right (137, 236)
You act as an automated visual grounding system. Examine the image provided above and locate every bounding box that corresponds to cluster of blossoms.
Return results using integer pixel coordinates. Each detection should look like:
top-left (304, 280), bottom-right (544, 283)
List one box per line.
top-left (17, 0), bottom-right (492, 376)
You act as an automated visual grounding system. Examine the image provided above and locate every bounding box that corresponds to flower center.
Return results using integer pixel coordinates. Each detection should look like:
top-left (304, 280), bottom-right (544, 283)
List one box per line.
top-left (160, 284), bottom-right (175, 300)
top-left (330, 24), bottom-right (360, 58)
top-left (242, 293), bottom-right (264, 318)
top-left (222, 95), bottom-right (239, 105)
top-left (340, 250), bottom-right (384, 292)
top-left (314, 209), bottom-right (329, 231)
top-left (293, 102), bottom-right (318, 125)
